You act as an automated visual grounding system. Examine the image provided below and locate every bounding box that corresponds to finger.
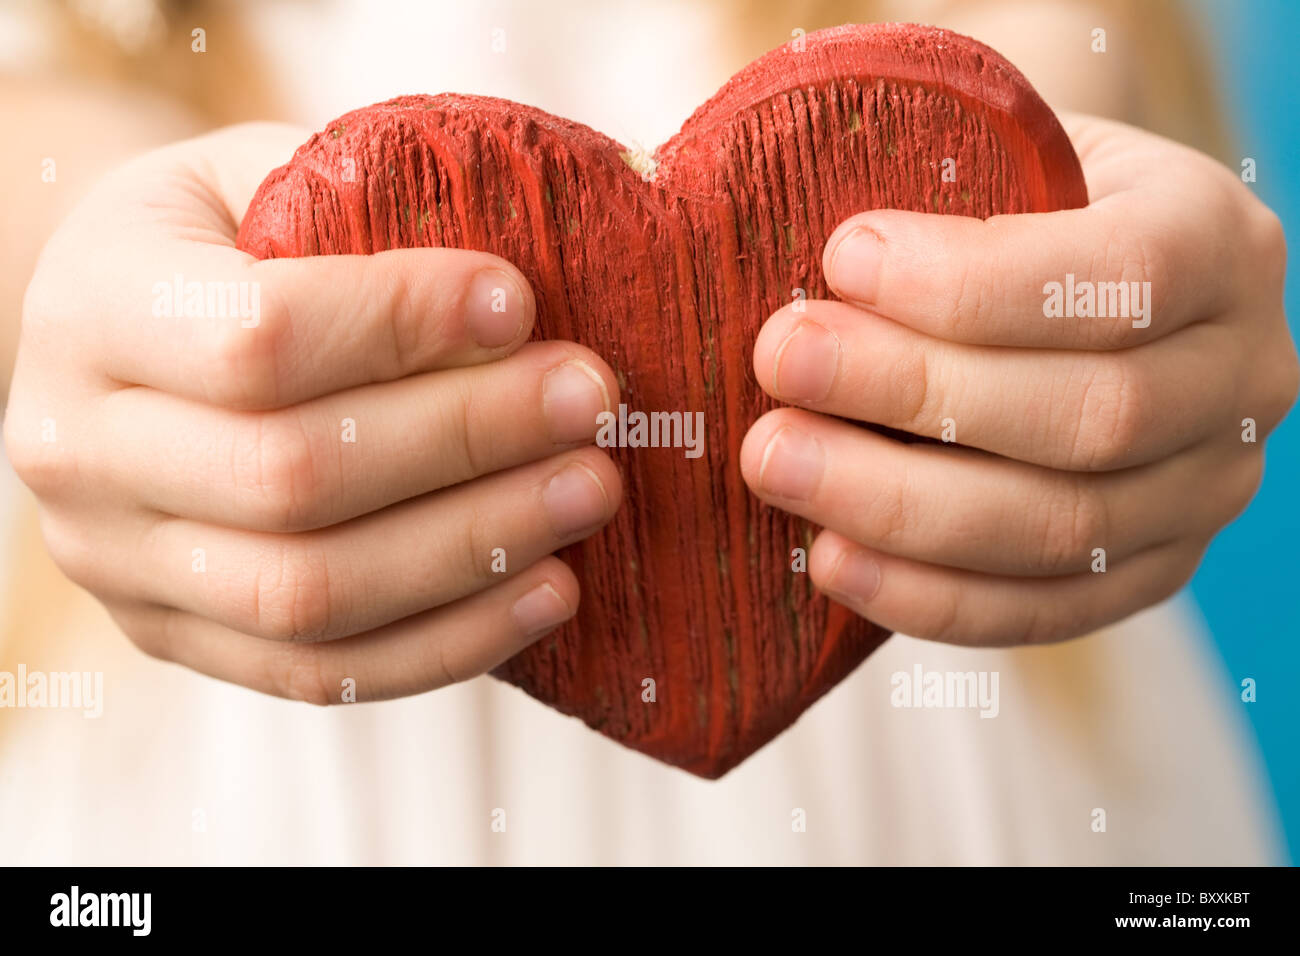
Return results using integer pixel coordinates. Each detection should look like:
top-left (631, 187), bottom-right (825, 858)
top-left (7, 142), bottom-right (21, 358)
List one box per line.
top-left (87, 242), bottom-right (536, 410)
top-left (50, 122), bottom-right (315, 249)
top-left (752, 300), bottom-right (1238, 470)
top-left (112, 556), bottom-right (580, 703)
top-left (808, 529), bottom-right (1203, 647)
top-left (95, 340), bottom-right (616, 531)
top-left (741, 408), bottom-right (1262, 576)
top-left (1057, 112), bottom-right (1214, 204)
top-left (190, 123), bottom-right (326, 222)
top-left (822, 171), bottom-right (1240, 350)
top-left (52, 129), bottom-right (537, 408)
top-left (134, 446), bottom-right (621, 642)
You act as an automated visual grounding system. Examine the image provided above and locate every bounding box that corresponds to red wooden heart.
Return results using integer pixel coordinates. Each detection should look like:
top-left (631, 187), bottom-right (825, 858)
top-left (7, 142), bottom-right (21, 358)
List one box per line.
top-left (237, 23), bottom-right (1087, 777)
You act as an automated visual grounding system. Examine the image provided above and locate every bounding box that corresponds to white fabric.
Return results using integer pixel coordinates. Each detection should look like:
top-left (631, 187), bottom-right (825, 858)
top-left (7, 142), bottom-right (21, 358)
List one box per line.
top-left (0, 586), bottom-right (1280, 864)
top-left (0, 0), bottom-right (1282, 866)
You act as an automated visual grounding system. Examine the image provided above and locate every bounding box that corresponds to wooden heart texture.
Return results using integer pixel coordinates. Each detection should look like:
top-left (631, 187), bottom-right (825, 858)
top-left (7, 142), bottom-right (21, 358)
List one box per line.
top-left (237, 23), bottom-right (1088, 777)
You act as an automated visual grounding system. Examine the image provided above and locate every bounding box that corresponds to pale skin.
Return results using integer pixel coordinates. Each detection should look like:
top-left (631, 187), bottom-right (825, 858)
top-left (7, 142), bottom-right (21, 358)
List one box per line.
top-left (5, 111), bottom-right (1296, 703)
top-left (743, 113), bottom-right (1297, 645)
top-left (6, 124), bottom-right (626, 703)
top-left (6, 6), bottom-right (1299, 702)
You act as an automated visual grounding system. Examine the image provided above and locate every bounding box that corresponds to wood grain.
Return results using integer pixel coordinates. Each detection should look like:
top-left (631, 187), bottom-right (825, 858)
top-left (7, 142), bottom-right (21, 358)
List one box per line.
top-left (237, 23), bottom-right (1088, 777)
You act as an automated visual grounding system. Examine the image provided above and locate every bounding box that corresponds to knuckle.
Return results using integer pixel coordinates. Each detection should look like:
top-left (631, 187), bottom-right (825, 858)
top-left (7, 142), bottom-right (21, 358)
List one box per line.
top-left (1218, 453), bottom-right (1265, 528)
top-left (124, 624), bottom-right (173, 663)
top-left (126, 629), bottom-right (174, 664)
top-left (1093, 227), bottom-right (1168, 347)
top-left (919, 590), bottom-right (964, 644)
top-left (1035, 478), bottom-right (1108, 573)
top-left (890, 342), bottom-right (938, 433)
top-left (1263, 340), bottom-right (1300, 429)
top-left (119, 609), bottom-right (176, 663)
top-left (1285, 345), bottom-right (1300, 407)
top-left (37, 514), bottom-right (100, 591)
top-left (1175, 545), bottom-right (1205, 590)
top-left (1230, 460), bottom-right (1265, 521)
top-left (1248, 205), bottom-right (1288, 286)
top-left (249, 542), bottom-right (335, 642)
top-left (200, 292), bottom-right (285, 408)
top-left (380, 269), bottom-right (424, 371)
top-left (864, 476), bottom-right (914, 549)
top-left (267, 645), bottom-right (334, 706)
top-left (1071, 360), bottom-right (1147, 470)
top-left (1281, 362), bottom-right (1300, 425)
top-left (459, 503), bottom-right (494, 582)
top-left (940, 252), bottom-right (992, 339)
top-left (420, 376), bottom-right (480, 488)
top-left (3, 410), bottom-right (68, 496)
top-left (1022, 602), bottom-right (1085, 645)
top-left (1113, 226), bottom-right (1168, 298)
top-left (1008, 601), bottom-right (1048, 645)
top-left (450, 377), bottom-right (481, 480)
top-left (1151, 546), bottom-right (1201, 607)
top-left (434, 641), bottom-right (463, 688)
top-left (20, 265), bottom-right (64, 332)
top-left (233, 412), bottom-right (323, 531)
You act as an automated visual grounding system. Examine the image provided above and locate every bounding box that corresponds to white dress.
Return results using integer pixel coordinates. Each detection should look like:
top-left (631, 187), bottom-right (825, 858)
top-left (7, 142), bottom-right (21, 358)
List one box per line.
top-left (0, 0), bottom-right (1282, 865)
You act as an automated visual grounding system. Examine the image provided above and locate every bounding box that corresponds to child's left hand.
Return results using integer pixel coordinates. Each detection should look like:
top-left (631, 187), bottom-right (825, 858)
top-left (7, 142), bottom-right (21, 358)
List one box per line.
top-left (741, 113), bottom-right (1298, 646)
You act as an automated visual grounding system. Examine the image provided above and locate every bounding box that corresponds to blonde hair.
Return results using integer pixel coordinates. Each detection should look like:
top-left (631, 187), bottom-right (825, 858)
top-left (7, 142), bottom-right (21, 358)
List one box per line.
top-left (26, 0), bottom-right (279, 124)
top-left (738, 0), bottom-right (1230, 156)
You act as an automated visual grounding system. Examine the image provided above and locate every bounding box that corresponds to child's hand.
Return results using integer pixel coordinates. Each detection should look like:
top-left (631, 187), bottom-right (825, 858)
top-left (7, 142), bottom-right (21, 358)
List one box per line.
top-left (4, 123), bottom-right (622, 702)
top-left (742, 114), bottom-right (1298, 646)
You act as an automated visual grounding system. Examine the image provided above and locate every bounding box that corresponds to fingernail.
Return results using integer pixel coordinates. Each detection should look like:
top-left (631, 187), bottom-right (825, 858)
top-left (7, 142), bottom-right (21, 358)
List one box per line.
top-left (511, 582), bottom-right (574, 637)
top-left (466, 268), bottom-right (528, 348)
top-left (543, 361), bottom-right (610, 444)
top-left (757, 427), bottom-right (824, 501)
top-left (828, 226), bottom-right (883, 303)
top-left (543, 462), bottom-right (609, 537)
top-left (825, 547), bottom-right (881, 606)
top-left (773, 321), bottom-right (840, 401)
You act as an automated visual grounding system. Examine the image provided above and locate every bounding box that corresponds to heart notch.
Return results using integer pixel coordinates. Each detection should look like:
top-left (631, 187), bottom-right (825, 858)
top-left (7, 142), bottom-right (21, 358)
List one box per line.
top-left (237, 23), bottom-right (1087, 778)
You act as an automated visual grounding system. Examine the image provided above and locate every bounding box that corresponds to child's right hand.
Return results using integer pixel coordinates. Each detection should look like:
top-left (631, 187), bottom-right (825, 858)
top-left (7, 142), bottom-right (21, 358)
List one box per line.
top-left (3, 123), bottom-right (623, 704)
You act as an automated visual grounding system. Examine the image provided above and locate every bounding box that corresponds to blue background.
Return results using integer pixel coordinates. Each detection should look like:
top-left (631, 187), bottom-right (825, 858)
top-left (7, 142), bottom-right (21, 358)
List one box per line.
top-left (1195, 0), bottom-right (1299, 862)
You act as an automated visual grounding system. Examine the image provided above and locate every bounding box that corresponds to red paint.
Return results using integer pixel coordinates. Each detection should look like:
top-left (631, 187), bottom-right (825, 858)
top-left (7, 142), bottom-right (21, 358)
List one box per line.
top-left (237, 24), bottom-right (1087, 777)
